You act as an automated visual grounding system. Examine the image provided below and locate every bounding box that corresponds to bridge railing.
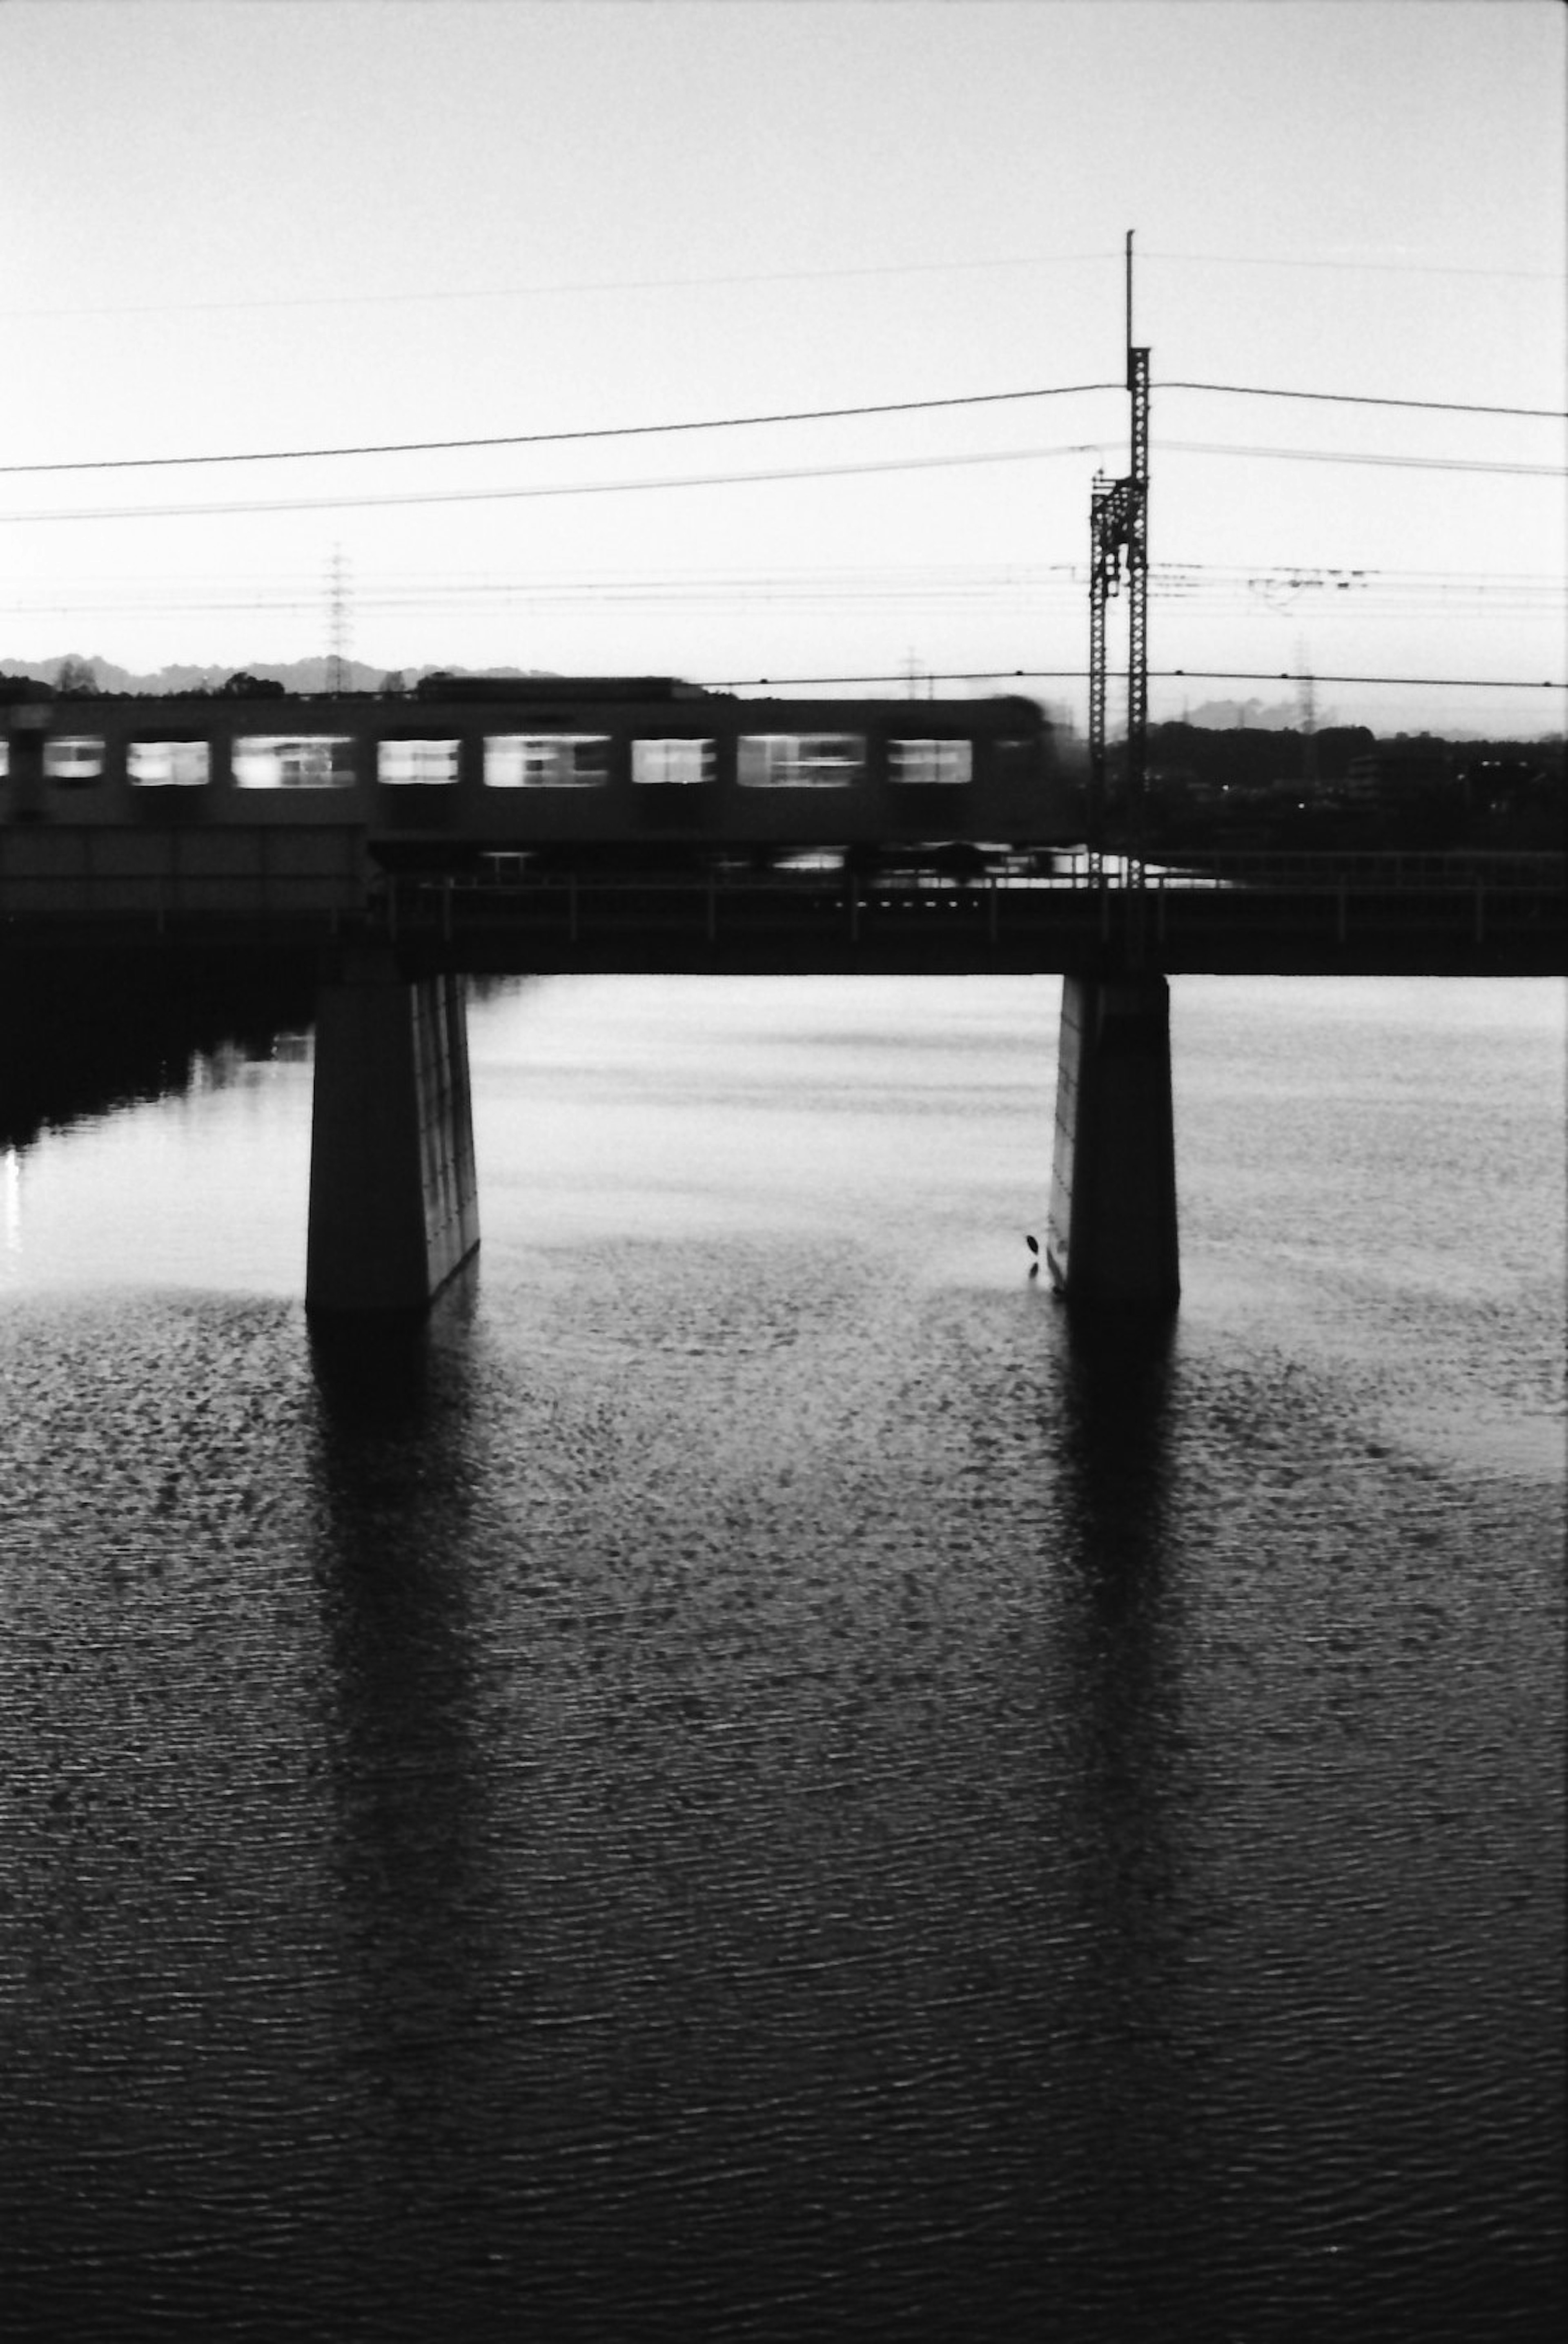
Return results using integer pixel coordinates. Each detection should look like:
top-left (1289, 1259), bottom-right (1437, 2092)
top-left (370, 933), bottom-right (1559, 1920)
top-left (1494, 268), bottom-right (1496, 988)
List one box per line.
top-left (1090, 848), bottom-right (1566, 893)
top-left (0, 830), bottom-right (1559, 950)
top-left (370, 855), bottom-right (1565, 946)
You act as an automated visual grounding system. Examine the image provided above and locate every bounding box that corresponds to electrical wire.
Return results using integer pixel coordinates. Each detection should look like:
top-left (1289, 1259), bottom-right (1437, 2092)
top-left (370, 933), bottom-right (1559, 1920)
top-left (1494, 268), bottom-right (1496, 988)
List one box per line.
top-left (1147, 250), bottom-right (1560, 281)
top-left (0, 389), bottom-right (1122, 476)
top-left (1162, 381), bottom-right (1564, 419)
top-left (699, 669), bottom-right (1564, 691)
top-left (2, 379), bottom-right (1559, 480)
top-left (6, 564), bottom-right (1560, 624)
top-left (1, 254), bottom-right (1123, 321)
top-left (9, 558), bottom-right (1556, 592)
top-left (8, 656), bottom-right (1555, 697)
top-left (4, 434), bottom-right (1558, 526)
top-left (4, 243), bottom-right (1555, 322)
top-left (0, 443), bottom-right (1119, 524)
top-left (1161, 443), bottom-right (1562, 478)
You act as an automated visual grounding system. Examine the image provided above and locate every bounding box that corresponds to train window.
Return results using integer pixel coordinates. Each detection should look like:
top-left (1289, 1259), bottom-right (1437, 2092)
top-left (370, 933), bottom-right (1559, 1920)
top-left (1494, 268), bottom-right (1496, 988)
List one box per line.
top-left (128, 742), bottom-right (210, 786)
top-left (889, 740), bottom-right (973, 785)
top-left (234, 736), bottom-right (356, 789)
top-left (45, 737), bottom-right (106, 783)
top-left (737, 734), bottom-right (864, 787)
top-left (632, 738), bottom-right (715, 785)
top-left (483, 735), bottom-right (610, 787)
top-left (379, 740), bottom-right (460, 785)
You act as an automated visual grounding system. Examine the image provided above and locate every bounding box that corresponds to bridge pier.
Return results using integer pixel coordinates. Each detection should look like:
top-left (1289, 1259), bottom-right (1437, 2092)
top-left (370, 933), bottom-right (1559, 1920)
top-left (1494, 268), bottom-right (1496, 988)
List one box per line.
top-left (1046, 972), bottom-right (1179, 1312)
top-left (305, 952), bottom-right (479, 1315)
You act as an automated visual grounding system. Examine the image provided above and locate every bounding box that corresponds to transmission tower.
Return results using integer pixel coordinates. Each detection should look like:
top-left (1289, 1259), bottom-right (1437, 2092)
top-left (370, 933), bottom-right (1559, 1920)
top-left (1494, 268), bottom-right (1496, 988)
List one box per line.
top-left (1087, 232), bottom-right (1150, 861)
top-left (326, 544), bottom-right (352, 694)
top-left (1296, 640), bottom-right (1319, 799)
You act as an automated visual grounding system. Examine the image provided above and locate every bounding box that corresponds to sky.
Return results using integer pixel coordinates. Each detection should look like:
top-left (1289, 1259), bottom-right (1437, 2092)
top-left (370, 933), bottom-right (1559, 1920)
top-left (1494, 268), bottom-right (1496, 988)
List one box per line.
top-left (1, 0), bottom-right (1563, 736)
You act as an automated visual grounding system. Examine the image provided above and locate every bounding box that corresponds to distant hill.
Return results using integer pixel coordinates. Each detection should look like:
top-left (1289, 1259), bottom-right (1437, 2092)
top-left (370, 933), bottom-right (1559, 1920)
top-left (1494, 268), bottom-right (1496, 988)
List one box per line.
top-left (1173, 698), bottom-right (1532, 744)
top-left (1184, 697), bottom-right (1297, 730)
top-left (0, 656), bottom-right (559, 695)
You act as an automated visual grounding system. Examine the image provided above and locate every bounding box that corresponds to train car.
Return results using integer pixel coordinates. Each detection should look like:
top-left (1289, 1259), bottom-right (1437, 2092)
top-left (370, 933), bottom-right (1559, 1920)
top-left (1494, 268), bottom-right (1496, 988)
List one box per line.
top-left (0, 677), bottom-right (1078, 872)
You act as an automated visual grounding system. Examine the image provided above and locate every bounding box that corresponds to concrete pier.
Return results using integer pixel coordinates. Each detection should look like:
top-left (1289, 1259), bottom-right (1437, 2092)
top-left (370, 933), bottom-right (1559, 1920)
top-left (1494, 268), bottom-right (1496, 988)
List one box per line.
top-left (305, 955), bottom-right (479, 1314)
top-left (1046, 973), bottom-right (1179, 1311)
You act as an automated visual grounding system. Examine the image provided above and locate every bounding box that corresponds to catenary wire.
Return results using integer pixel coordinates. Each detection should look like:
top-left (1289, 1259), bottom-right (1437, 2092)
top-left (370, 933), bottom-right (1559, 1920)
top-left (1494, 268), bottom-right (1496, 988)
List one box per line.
top-left (2, 437), bottom-right (1559, 526)
top-left (1, 380), bottom-right (1559, 479)
top-left (9, 657), bottom-right (1554, 693)
top-left (7, 560), bottom-right (1557, 593)
top-left (0, 390), bottom-right (1122, 476)
top-left (1147, 250), bottom-right (1560, 281)
top-left (4, 244), bottom-right (1555, 321)
top-left (6, 565), bottom-right (1561, 622)
top-left (0, 254), bottom-right (1124, 321)
top-left (1162, 381), bottom-right (1564, 419)
top-left (1161, 443), bottom-right (1561, 477)
top-left (0, 444), bottom-right (1115, 523)
top-left (694, 671), bottom-right (1562, 691)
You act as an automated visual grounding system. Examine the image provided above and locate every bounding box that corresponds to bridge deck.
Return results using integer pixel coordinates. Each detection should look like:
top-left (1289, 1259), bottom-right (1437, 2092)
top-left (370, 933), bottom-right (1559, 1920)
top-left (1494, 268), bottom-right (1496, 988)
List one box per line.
top-left (1, 856), bottom-right (1560, 979)
top-left (379, 866), bottom-right (1566, 977)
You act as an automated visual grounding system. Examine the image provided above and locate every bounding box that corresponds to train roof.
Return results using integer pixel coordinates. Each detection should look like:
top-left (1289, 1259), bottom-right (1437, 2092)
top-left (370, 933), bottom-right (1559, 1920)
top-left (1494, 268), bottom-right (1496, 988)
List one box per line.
top-left (6, 678), bottom-right (1054, 729)
top-left (417, 674), bottom-right (715, 703)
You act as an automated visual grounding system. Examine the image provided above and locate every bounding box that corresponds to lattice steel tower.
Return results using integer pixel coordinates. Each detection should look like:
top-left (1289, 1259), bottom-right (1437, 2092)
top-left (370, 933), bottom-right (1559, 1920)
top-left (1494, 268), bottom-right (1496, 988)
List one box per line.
top-left (1087, 232), bottom-right (1150, 858)
top-left (326, 544), bottom-right (352, 696)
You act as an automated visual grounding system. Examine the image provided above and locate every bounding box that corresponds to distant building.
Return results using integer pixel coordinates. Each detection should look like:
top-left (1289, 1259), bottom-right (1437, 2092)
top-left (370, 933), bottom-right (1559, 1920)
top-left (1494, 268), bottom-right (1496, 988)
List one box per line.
top-left (1343, 739), bottom-right (1458, 814)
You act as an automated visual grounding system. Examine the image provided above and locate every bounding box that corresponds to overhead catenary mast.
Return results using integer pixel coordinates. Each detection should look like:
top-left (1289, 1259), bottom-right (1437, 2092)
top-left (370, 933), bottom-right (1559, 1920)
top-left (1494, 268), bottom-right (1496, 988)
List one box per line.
top-left (1087, 230), bottom-right (1150, 860)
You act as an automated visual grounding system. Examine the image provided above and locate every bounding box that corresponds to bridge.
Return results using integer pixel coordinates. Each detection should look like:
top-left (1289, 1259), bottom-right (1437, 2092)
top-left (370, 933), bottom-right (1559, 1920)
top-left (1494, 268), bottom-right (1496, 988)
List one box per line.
top-left (365, 850), bottom-right (1563, 980)
top-left (3, 683), bottom-right (1563, 1319)
top-left (1, 839), bottom-right (1560, 974)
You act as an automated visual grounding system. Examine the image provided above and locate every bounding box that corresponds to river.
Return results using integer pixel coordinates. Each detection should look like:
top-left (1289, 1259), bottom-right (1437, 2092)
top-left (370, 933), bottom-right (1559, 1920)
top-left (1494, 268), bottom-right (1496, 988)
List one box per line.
top-left (0, 972), bottom-right (1562, 2341)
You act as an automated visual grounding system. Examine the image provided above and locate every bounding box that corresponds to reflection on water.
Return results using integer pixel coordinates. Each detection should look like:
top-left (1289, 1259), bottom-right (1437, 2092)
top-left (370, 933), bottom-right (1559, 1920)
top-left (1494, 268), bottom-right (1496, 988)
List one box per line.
top-left (0, 948), bottom-right (317, 1157)
top-left (0, 976), bottom-right (1561, 2340)
top-left (305, 1300), bottom-right (510, 2257)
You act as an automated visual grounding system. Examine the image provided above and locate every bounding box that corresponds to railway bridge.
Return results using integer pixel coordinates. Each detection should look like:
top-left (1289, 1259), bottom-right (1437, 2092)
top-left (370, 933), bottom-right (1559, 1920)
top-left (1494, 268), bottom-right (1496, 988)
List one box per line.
top-left (3, 680), bottom-right (1562, 1316)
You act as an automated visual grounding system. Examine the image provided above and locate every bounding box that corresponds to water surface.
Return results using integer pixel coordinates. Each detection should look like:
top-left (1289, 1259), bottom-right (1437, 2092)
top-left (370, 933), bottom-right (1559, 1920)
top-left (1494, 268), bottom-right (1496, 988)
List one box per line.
top-left (1, 975), bottom-right (1561, 2340)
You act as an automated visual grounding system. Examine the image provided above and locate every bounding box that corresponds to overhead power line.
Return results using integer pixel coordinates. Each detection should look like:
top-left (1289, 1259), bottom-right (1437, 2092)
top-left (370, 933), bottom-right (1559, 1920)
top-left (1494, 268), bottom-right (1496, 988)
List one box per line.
top-left (1, 254), bottom-right (1122, 321)
top-left (2, 379), bottom-right (1559, 481)
top-left (4, 558), bottom-right (1556, 593)
top-left (0, 388), bottom-right (1120, 476)
top-left (1156, 668), bottom-right (1562, 691)
top-left (700, 669), bottom-right (1564, 692)
top-left (4, 436), bottom-right (1558, 527)
top-left (4, 560), bottom-right (1559, 633)
top-left (1163, 381), bottom-right (1564, 420)
top-left (0, 444), bottom-right (1117, 524)
top-left (4, 244), bottom-right (1555, 321)
top-left (1147, 250), bottom-right (1560, 282)
top-left (1163, 443), bottom-right (1561, 478)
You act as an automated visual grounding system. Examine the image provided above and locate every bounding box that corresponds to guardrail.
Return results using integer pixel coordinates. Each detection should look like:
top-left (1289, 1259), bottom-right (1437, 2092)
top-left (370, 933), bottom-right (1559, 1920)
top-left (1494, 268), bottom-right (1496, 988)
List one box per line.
top-left (1071, 848), bottom-right (1566, 892)
top-left (371, 858), bottom-right (1565, 957)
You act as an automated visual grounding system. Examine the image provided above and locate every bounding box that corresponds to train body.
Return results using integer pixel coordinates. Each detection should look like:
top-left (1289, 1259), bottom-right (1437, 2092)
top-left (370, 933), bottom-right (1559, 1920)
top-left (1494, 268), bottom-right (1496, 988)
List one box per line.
top-left (0, 677), bottom-right (1077, 868)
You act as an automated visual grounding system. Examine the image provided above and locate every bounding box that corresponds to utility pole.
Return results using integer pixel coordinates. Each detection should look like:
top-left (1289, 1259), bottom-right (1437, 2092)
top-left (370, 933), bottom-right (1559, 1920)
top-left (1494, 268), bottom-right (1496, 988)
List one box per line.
top-left (1087, 230), bottom-right (1150, 868)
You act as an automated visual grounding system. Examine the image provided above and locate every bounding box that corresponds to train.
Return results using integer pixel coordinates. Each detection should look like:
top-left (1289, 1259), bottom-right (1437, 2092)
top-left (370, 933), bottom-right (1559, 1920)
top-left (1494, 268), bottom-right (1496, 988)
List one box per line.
top-left (0, 675), bottom-right (1079, 873)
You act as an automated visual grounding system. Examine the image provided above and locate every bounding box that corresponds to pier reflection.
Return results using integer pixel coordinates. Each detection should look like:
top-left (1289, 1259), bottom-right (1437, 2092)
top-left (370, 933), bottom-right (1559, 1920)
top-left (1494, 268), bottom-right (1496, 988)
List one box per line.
top-left (1045, 1318), bottom-right (1216, 2337)
top-left (303, 1293), bottom-right (519, 2297)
